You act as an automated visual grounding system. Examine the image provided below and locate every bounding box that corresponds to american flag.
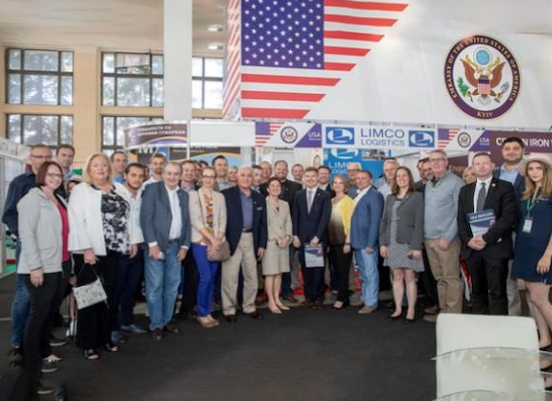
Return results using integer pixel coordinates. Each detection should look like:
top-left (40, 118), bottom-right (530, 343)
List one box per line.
top-left (255, 122), bottom-right (285, 146)
top-left (223, 0), bottom-right (408, 120)
top-left (437, 128), bottom-right (459, 149)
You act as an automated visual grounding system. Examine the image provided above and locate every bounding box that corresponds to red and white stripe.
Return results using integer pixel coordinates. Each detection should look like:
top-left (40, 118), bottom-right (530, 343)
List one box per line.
top-left (223, 0), bottom-right (242, 119)
top-left (225, 0), bottom-right (408, 120)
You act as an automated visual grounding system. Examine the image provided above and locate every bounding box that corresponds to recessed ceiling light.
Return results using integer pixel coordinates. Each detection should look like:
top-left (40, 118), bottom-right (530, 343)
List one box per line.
top-left (208, 24), bottom-right (224, 32)
top-left (208, 42), bottom-right (225, 50)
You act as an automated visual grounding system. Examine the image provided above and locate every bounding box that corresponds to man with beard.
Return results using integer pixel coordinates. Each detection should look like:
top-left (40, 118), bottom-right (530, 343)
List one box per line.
top-left (145, 153), bottom-right (166, 185)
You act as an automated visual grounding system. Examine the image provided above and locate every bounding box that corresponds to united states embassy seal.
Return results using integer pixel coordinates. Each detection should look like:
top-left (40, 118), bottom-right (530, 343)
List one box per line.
top-left (444, 35), bottom-right (520, 119)
top-left (280, 126), bottom-right (298, 143)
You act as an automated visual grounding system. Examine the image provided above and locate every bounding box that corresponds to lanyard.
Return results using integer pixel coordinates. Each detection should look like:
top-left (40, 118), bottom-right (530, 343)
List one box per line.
top-left (527, 189), bottom-right (540, 216)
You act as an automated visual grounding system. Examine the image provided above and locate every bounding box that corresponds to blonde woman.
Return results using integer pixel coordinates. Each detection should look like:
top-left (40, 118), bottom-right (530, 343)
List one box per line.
top-left (189, 167), bottom-right (227, 328)
top-left (328, 175), bottom-right (354, 309)
top-left (69, 153), bottom-right (137, 359)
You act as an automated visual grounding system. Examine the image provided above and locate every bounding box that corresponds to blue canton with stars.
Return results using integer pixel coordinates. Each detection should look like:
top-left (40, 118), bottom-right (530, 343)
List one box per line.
top-left (241, 0), bottom-right (324, 69)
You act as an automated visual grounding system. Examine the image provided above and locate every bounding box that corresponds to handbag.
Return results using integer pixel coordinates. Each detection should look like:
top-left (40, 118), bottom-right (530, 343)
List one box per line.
top-left (197, 191), bottom-right (231, 262)
top-left (73, 263), bottom-right (107, 310)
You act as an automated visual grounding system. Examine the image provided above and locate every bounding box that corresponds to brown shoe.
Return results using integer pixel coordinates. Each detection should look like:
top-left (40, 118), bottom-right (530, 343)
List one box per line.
top-left (358, 305), bottom-right (376, 314)
top-left (164, 322), bottom-right (180, 334)
top-left (285, 295), bottom-right (299, 303)
top-left (224, 314), bottom-right (237, 323)
top-left (423, 305), bottom-right (440, 315)
top-left (152, 328), bottom-right (163, 341)
top-left (350, 299), bottom-right (364, 307)
top-left (311, 299), bottom-right (323, 310)
top-left (423, 314), bottom-right (438, 323)
top-left (300, 299), bottom-right (313, 307)
top-left (197, 317), bottom-right (217, 328)
top-left (246, 310), bottom-right (263, 320)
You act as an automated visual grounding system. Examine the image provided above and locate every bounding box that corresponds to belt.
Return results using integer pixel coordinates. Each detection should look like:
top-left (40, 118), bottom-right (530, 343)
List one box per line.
top-left (242, 229), bottom-right (252, 233)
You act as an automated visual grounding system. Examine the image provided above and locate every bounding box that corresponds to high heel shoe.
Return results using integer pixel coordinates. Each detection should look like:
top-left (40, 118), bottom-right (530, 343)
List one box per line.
top-left (276, 304), bottom-right (290, 311)
top-left (103, 343), bottom-right (119, 353)
top-left (389, 312), bottom-right (402, 320)
top-left (269, 306), bottom-right (282, 314)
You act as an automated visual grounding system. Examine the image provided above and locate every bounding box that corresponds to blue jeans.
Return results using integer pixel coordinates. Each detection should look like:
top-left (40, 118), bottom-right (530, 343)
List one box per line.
top-left (116, 252), bottom-right (144, 327)
top-left (191, 244), bottom-right (220, 318)
top-left (355, 248), bottom-right (379, 308)
top-left (11, 241), bottom-right (29, 348)
top-left (144, 241), bottom-right (182, 331)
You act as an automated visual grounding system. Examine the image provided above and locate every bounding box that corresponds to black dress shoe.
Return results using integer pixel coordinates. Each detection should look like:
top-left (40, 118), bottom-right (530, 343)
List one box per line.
top-left (246, 311), bottom-right (263, 320)
top-left (225, 314), bottom-right (237, 323)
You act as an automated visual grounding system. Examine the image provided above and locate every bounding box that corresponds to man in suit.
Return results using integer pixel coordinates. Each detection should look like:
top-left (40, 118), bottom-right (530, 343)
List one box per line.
top-left (346, 162), bottom-right (361, 198)
top-left (292, 163), bottom-right (304, 186)
top-left (140, 162), bottom-right (191, 341)
top-left (213, 155), bottom-right (230, 190)
top-left (350, 170), bottom-right (384, 314)
top-left (261, 160), bottom-right (302, 303)
top-left (222, 166), bottom-right (268, 322)
top-left (458, 152), bottom-right (518, 315)
top-left (292, 167), bottom-right (332, 308)
top-left (318, 165), bottom-right (335, 197)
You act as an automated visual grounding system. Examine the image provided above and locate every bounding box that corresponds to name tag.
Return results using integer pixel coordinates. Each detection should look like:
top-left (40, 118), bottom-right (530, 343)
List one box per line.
top-left (256, 207), bottom-right (263, 211)
top-left (522, 217), bottom-right (533, 234)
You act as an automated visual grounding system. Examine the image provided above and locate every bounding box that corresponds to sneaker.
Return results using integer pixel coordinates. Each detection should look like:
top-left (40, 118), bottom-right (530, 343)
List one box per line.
top-left (41, 359), bottom-right (59, 373)
top-left (49, 335), bottom-right (67, 347)
top-left (121, 324), bottom-right (147, 334)
top-left (37, 383), bottom-right (54, 395)
top-left (111, 330), bottom-right (127, 344)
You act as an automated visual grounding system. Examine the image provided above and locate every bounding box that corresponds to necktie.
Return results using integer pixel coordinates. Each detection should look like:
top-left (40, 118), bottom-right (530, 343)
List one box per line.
top-left (476, 182), bottom-right (486, 211)
top-left (307, 190), bottom-right (313, 213)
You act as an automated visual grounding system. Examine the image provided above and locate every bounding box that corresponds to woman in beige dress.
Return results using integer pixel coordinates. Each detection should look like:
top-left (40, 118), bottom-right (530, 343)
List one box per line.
top-left (262, 177), bottom-right (293, 314)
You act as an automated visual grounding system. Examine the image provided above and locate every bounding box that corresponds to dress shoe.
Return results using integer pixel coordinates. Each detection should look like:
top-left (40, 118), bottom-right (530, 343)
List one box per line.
top-left (276, 303), bottom-right (290, 311)
top-left (311, 299), bottom-right (323, 310)
top-left (300, 299), bottom-right (313, 307)
top-left (423, 305), bottom-right (439, 315)
top-left (388, 312), bottom-right (402, 320)
top-left (358, 305), bottom-right (376, 314)
top-left (404, 317), bottom-right (416, 324)
top-left (423, 314), bottom-right (438, 323)
top-left (225, 314), bottom-right (237, 323)
top-left (152, 328), bottom-right (164, 341)
top-left (350, 299), bottom-right (364, 307)
top-left (255, 292), bottom-right (268, 304)
top-left (268, 306), bottom-right (282, 314)
top-left (246, 310), bottom-right (263, 320)
top-left (197, 316), bottom-right (217, 328)
top-left (284, 295), bottom-right (299, 303)
top-left (164, 322), bottom-right (180, 334)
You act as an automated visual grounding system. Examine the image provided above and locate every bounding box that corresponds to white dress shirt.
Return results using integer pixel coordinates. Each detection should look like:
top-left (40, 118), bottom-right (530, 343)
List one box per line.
top-left (473, 177), bottom-right (492, 211)
top-left (166, 185), bottom-right (183, 241)
top-left (354, 185), bottom-right (371, 206)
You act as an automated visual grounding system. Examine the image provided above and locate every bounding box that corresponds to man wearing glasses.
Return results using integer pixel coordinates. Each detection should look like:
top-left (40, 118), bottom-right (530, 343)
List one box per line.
top-left (2, 144), bottom-right (67, 366)
top-left (423, 149), bottom-right (464, 323)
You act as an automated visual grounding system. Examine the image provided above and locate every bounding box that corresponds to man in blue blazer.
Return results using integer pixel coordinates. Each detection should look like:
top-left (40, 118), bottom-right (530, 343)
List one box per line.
top-left (350, 170), bottom-right (384, 314)
top-left (292, 167), bottom-right (332, 308)
top-left (222, 166), bottom-right (268, 322)
top-left (140, 162), bottom-right (191, 340)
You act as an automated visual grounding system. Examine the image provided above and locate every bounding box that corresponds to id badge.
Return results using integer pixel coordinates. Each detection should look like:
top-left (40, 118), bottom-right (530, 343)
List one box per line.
top-left (522, 217), bottom-right (533, 233)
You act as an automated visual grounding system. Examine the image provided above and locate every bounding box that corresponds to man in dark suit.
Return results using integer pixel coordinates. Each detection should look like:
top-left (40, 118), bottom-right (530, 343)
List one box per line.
top-left (292, 167), bottom-right (332, 308)
top-left (221, 166), bottom-right (268, 322)
top-left (457, 152), bottom-right (518, 315)
top-left (141, 162), bottom-right (192, 340)
top-left (261, 160), bottom-right (302, 303)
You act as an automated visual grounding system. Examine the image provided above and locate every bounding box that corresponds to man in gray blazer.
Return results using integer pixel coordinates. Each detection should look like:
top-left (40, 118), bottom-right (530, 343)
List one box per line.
top-left (140, 162), bottom-right (191, 341)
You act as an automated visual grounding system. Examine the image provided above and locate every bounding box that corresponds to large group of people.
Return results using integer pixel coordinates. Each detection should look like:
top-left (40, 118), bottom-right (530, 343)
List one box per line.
top-left (3, 135), bottom-right (552, 398)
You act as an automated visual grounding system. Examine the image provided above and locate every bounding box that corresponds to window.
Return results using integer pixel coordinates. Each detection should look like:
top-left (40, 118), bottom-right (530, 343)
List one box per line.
top-left (6, 49), bottom-right (73, 105)
top-left (7, 114), bottom-right (73, 147)
top-left (102, 52), bottom-right (164, 107)
top-left (192, 57), bottom-right (223, 109)
top-left (102, 116), bottom-right (163, 154)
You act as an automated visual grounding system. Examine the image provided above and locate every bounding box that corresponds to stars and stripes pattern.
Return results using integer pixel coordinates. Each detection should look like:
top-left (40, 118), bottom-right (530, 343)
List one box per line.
top-left (437, 128), bottom-right (460, 149)
top-left (223, 0), bottom-right (409, 120)
top-left (255, 122), bottom-right (285, 146)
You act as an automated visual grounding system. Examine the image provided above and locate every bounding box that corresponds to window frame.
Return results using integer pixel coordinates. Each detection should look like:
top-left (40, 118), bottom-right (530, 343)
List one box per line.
top-left (192, 57), bottom-right (223, 109)
top-left (6, 114), bottom-right (74, 149)
top-left (5, 48), bottom-right (74, 105)
top-left (101, 52), bottom-right (163, 107)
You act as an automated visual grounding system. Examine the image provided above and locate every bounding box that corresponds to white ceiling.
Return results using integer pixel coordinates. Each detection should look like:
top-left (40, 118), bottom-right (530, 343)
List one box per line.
top-left (0, 0), bottom-right (228, 57)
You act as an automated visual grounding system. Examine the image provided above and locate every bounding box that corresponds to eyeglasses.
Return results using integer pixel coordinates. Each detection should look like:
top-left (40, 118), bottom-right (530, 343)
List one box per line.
top-left (46, 173), bottom-right (62, 178)
top-left (30, 155), bottom-right (52, 160)
top-left (429, 158), bottom-right (446, 163)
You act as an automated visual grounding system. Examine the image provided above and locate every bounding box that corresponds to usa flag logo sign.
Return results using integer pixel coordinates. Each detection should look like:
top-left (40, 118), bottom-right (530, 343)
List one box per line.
top-left (224, 0), bottom-right (409, 120)
top-left (444, 35), bottom-right (521, 120)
